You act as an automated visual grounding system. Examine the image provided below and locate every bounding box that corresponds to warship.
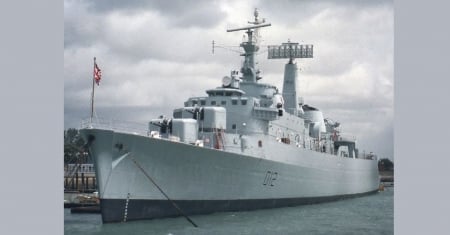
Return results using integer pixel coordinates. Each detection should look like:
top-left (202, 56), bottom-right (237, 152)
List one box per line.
top-left (80, 9), bottom-right (380, 223)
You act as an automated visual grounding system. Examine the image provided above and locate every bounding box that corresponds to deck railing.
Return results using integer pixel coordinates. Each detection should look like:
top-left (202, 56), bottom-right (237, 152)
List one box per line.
top-left (80, 118), bottom-right (148, 136)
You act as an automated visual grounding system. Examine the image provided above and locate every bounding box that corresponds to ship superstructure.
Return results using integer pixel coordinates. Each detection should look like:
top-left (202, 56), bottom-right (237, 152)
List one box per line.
top-left (80, 9), bottom-right (379, 223)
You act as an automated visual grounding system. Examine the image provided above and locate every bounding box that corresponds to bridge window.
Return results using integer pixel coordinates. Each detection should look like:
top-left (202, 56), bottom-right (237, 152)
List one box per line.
top-left (241, 100), bottom-right (247, 105)
top-left (221, 101), bottom-right (226, 105)
top-left (232, 100), bottom-right (237, 105)
top-left (211, 101), bottom-right (216, 105)
top-left (200, 100), bottom-right (206, 105)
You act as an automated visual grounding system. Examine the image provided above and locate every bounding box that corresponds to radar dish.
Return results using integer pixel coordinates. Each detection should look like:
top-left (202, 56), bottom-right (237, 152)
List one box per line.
top-left (222, 76), bottom-right (232, 87)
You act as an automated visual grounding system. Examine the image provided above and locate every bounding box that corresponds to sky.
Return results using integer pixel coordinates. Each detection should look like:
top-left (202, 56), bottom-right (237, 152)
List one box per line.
top-left (64, 0), bottom-right (393, 160)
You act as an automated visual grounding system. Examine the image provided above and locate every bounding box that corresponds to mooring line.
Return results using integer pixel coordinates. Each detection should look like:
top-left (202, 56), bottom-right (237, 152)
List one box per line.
top-left (130, 156), bottom-right (198, 228)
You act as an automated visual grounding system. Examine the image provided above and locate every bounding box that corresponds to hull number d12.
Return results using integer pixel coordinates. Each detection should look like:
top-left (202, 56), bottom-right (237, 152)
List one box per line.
top-left (263, 171), bottom-right (278, 186)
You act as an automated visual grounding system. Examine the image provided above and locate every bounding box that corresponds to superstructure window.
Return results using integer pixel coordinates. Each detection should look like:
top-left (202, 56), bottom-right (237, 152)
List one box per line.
top-left (232, 100), bottom-right (237, 105)
top-left (241, 100), bottom-right (247, 105)
top-left (173, 111), bottom-right (182, 118)
top-left (221, 101), bottom-right (226, 105)
top-left (211, 101), bottom-right (216, 105)
top-left (200, 100), bottom-right (206, 105)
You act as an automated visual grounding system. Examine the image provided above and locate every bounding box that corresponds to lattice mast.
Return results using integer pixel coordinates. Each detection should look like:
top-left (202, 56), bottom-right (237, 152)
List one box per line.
top-left (227, 8), bottom-right (271, 82)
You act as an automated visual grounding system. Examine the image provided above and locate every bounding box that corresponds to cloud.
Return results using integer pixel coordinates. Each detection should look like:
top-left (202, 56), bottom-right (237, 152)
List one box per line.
top-left (79, 0), bottom-right (226, 28)
top-left (64, 0), bottom-right (393, 159)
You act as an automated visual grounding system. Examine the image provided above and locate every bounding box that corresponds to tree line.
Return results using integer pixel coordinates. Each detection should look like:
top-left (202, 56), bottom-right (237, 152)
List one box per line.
top-left (378, 158), bottom-right (394, 171)
top-left (64, 128), bottom-right (89, 164)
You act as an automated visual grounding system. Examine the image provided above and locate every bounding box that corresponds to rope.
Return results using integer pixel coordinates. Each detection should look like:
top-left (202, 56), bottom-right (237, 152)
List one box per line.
top-left (129, 155), bottom-right (198, 227)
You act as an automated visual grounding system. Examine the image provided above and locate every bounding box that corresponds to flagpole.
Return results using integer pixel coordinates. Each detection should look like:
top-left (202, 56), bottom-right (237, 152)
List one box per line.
top-left (90, 57), bottom-right (96, 123)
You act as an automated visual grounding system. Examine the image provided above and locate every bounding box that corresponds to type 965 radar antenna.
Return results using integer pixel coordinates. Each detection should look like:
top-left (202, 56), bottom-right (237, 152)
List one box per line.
top-left (268, 40), bottom-right (313, 64)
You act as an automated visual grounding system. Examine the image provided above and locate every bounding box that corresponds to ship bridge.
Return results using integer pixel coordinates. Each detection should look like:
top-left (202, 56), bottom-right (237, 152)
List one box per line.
top-left (206, 88), bottom-right (245, 97)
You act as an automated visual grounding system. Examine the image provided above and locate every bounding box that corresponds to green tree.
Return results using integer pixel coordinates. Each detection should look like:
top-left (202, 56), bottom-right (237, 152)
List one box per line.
top-left (378, 158), bottom-right (394, 171)
top-left (64, 128), bottom-right (84, 146)
top-left (64, 128), bottom-right (88, 164)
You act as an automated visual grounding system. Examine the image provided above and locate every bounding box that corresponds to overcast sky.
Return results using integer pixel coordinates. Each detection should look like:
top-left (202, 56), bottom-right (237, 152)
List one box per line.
top-left (64, 0), bottom-right (393, 159)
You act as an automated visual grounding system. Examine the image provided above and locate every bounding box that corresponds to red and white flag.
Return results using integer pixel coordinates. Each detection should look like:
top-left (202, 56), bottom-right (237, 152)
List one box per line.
top-left (94, 62), bottom-right (102, 85)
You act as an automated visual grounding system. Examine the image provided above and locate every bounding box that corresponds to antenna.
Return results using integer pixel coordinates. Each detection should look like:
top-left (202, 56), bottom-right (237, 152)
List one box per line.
top-left (225, 8), bottom-right (272, 82)
top-left (226, 23), bottom-right (272, 32)
top-left (211, 41), bottom-right (242, 55)
top-left (226, 8), bottom-right (271, 33)
top-left (268, 40), bottom-right (313, 63)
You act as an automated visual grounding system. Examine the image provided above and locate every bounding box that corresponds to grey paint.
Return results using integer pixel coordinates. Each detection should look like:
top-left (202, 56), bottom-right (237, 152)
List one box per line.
top-left (80, 9), bottom-right (379, 222)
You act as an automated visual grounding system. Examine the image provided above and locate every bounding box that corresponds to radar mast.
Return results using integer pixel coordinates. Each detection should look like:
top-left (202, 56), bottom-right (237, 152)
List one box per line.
top-left (267, 40), bottom-right (314, 115)
top-left (227, 8), bottom-right (271, 83)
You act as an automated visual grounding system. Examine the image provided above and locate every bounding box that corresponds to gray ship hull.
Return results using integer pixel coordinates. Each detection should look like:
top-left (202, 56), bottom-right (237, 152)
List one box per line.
top-left (81, 128), bottom-right (380, 223)
top-left (100, 191), bottom-right (378, 222)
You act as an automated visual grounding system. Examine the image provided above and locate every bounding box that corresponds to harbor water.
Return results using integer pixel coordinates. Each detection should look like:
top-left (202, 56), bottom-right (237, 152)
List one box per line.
top-left (65, 187), bottom-right (393, 235)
